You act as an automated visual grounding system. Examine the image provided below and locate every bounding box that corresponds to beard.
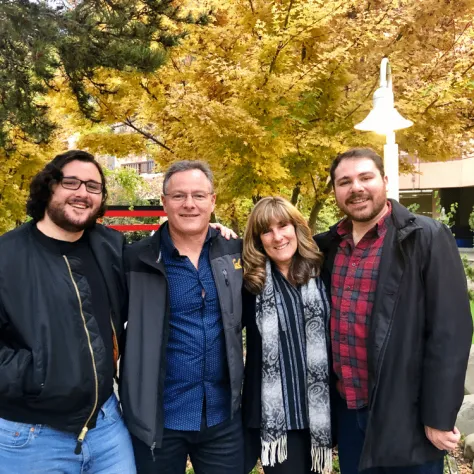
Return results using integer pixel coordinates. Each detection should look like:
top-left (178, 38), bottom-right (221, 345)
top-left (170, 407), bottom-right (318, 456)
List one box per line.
top-left (46, 198), bottom-right (101, 232)
top-left (340, 192), bottom-right (387, 223)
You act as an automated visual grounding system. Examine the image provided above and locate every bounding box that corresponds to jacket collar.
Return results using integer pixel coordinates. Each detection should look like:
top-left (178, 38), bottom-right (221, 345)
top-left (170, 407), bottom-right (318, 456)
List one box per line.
top-left (137, 222), bottom-right (220, 272)
top-left (87, 224), bottom-right (124, 320)
top-left (137, 225), bottom-right (165, 272)
top-left (387, 199), bottom-right (421, 242)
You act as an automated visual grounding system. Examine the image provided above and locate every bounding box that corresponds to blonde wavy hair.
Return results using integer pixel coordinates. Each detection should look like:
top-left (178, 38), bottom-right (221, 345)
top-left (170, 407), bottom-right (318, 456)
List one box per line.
top-left (243, 196), bottom-right (324, 295)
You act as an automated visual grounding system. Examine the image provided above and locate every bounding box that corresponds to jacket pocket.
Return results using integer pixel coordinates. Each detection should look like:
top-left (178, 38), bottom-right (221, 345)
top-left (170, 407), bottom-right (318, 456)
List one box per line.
top-left (226, 322), bottom-right (244, 409)
top-left (23, 350), bottom-right (45, 397)
top-left (214, 255), bottom-right (243, 328)
top-left (222, 268), bottom-right (234, 314)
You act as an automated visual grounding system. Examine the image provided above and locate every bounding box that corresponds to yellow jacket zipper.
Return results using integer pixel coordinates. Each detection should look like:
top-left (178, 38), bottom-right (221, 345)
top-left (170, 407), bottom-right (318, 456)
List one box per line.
top-left (63, 256), bottom-right (99, 454)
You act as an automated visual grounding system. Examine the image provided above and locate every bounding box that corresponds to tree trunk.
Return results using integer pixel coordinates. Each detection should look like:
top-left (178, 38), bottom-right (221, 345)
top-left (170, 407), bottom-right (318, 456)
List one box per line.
top-left (308, 199), bottom-right (325, 233)
top-left (230, 217), bottom-right (240, 235)
top-left (308, 180), bottom-right (333, 233)
top-left (291, 183), bottom-right (301, 205)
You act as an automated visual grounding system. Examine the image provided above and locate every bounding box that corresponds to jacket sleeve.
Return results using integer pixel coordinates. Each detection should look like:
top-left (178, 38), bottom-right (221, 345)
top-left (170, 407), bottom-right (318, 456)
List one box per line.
top-left (420, 223), bottom-right (473, 430)
top-left (0, 298), bottom-right (36, 399)
top-left (120, 236), bottom-right (129, 324)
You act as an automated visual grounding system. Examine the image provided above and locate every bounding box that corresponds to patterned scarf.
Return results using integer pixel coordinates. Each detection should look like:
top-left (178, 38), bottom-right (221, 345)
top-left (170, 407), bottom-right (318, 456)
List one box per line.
top-left (256, 259), bottom-right (332, 473)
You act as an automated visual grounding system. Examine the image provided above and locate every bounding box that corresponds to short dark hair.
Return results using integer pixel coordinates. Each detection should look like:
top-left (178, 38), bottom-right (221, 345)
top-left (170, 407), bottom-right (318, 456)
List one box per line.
top-left (330, 147), bottom-right (385, 184)
top-left (162, 160), bottom-right (214, 194)
top-left (26, 150), bottom-right (108, 222)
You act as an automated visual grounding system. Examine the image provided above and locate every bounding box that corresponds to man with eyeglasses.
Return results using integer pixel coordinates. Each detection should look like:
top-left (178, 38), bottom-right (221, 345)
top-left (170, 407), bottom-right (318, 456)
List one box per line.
top-left (120, 160), bottom-right (244, 473)
top-left (0, 150), bottom-right (135, 472)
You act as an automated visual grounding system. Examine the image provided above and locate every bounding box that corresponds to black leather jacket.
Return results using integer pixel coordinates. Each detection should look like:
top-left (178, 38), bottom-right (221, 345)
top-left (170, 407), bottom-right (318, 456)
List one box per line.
top-left (0, 222), bottom-right (126, 434)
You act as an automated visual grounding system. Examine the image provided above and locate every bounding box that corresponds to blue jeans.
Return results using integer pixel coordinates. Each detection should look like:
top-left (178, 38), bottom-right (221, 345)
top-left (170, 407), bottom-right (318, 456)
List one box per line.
top-left (132, 411), bottom-right (244, 474)
top-left (0, 393), bottom-right (136, 474)
top-left (336, 394), bottom-right (443, 474)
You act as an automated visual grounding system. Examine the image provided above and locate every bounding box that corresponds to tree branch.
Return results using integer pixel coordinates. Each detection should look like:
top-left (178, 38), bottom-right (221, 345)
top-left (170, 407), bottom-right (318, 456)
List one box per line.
top-left (248, 0), bottom-right (255, 14)
top-left (263, 2), bottom-right (344, 88)
top-left (343, 76), bottom-right (378, 120)
top-left (123, 118), bottom-right (174, 153)
top-left (262, 0), bottom-right (294, 87)
top-left (283, 0), bottom-right (295, 29)
top-left (425, 20), bottom-right (471, 82)
top-left (459, 59), bottom-right (474, 78)
top-left (140, 80), bottom-right (159, 101)
top-left (423, 95), bottom-right (440, 114)
top-left (310, 173), bottom-right (318, 193)
top-left (262, 43), bottom-right (283, 86)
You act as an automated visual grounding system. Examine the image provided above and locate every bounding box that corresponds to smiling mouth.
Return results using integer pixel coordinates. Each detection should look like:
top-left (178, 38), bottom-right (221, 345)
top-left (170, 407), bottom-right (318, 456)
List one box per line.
top-left (69, 202), bottom-right (89, 210)
top-left (348, 197), bottom-right (370, 205)
top-left (180, 214), bottom-right (199, 217)
top-left (274, 242), bottom-right (289, 250)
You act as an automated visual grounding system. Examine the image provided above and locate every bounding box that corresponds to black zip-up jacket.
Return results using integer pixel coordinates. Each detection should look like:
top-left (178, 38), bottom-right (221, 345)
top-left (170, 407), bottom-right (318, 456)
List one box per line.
top-left (119, 225), bottom-right (244, 449)
top-left (0, 222), bottom-right (126, 434)
top-left (315, 199), bottom-right (472, 470)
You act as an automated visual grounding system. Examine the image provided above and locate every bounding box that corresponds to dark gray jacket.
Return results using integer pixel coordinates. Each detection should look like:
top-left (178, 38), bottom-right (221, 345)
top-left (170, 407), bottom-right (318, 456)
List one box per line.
top-left (315, 200), bottom-right (472, 469)
top-left (119, 224), bottom-right (244, 448)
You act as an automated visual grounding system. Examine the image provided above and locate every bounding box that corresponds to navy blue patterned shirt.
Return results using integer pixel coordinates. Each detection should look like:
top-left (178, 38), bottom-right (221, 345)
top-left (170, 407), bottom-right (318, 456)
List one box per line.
top-left (161, 225), bottom-right (231, 431)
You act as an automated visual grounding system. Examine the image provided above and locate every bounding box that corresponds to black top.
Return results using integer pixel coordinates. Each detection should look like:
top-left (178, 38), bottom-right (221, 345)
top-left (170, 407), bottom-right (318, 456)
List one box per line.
top-left (32, 226), bottom-right (114, 406)
top-left (272, 268), bottom-right (308, 430)
top-left (0, 220), bottom-right (125, 434)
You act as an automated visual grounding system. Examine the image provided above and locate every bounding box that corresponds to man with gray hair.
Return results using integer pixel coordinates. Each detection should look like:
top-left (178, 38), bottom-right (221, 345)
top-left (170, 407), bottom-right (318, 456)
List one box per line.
top-left (119, 161), bottom-right (244, 473)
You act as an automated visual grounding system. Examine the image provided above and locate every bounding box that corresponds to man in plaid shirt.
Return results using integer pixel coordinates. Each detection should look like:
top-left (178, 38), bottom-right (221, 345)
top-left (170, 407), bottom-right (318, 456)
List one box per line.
top-left (316, 148), bottom-right (472, 474)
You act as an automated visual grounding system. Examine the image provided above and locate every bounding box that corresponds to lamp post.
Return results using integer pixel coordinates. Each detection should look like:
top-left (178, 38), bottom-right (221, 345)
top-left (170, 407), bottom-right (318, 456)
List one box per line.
top-left (354, 58), bottom-right (413, 201)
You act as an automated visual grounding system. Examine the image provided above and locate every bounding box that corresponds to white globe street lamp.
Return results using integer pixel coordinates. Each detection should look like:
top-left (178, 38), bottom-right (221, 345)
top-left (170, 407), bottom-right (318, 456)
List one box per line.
top-left (354, 58), bottom-right (413, 201)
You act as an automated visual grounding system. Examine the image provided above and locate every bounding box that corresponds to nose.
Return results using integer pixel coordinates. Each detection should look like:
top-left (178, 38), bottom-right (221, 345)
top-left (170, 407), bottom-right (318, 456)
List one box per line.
top-left (183, 194), bottom-right (196, 207)
top-left (351, 179), bottom-right (364, 192)
top-left (272, 229), bottom-right (284, 242)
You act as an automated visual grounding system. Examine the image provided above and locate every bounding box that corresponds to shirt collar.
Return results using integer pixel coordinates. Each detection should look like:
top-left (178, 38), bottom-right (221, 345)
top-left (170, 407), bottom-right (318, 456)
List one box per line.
top-left (337, 200), bottom-right (392, 238)
top-left (161, 222), bottom-right (212, 258)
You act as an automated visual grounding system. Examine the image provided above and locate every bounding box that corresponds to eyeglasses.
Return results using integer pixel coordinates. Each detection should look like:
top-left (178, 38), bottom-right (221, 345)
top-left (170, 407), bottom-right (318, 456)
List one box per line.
top-left (164, 192), bottom-right (213, 202)
top-left (60, 177), bottom-right (103, 194)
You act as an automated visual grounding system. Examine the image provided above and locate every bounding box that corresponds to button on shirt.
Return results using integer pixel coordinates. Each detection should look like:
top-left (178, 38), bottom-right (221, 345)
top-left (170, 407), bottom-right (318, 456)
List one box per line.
top-left (331, 202), bottom-right (392, 409)
top-left (161, 225), bottom-right (230, 431)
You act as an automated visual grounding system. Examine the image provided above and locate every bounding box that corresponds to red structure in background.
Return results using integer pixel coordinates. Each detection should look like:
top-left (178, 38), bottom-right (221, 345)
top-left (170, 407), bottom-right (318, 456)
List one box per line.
top-left (104, 205), bottom-right (166, 232)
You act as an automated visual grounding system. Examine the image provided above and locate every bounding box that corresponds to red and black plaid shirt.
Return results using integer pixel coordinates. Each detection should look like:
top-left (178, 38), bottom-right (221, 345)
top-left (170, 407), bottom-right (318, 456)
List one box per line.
top-left (331, 202), bottom-right (392, 409)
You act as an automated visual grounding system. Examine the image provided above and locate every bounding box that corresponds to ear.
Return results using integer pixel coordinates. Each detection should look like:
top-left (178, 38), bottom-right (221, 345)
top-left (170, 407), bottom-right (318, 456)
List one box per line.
top-left (161, 194), bottom-right (168, 212)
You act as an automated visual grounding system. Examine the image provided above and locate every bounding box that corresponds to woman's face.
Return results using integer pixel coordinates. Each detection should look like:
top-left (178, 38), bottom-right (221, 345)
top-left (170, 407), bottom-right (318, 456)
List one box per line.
top-left (260, 218), bottom-right (298, 276)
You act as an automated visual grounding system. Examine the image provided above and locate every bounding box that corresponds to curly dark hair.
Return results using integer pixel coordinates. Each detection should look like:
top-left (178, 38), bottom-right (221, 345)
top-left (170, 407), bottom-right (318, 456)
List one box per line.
top-left (26, 150), bottom-right (108, 222)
